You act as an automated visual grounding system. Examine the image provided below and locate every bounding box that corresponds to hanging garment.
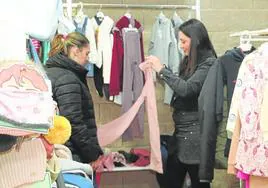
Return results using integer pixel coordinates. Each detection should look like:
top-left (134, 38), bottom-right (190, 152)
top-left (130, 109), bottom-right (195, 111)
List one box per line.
top-left (121, 28), bottom-right (144, 141)
top-left (31, 39), bottom-right (41, 55)
top-left (0, 138), bottom-right (47, 188)
top-left (73, 16), bottom-right (94, 77)
top-left (91, 15), bottom-right (114, 98)
top-left (109, 16), bottom-right (144, 96)
top-left (217, 47), bottom-right (255, 158)
top-left (93, 64), bottom-right (104, 97)
top-left (24, 0), bottom-right (62, 41)
top-left (227, 43), bottom-right (268, 177)
top-left (148, 13), bottom-right (180, 104)
top-left (57, 3), bottom-right (76, 36)
top-left (91, 15), bottom-right (114, 83)
top-left (198, 58), bottom-right (223, 182)
top-left (97, 63), bottom-right (162, 174)
top-left (42, 41), bottom-right (51, 65)
top-left (171, 12), bottom-right (184, 43)
top-left (73, 16), bottom-right (88, 34)
top-left (28, 38), bottom-right (42, 65)
top-left (0, 20), bottom-right (26, 62)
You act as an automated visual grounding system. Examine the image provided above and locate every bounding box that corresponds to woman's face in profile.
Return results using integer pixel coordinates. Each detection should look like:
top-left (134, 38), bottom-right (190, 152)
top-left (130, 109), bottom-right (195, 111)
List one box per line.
top-left (76, 45), bottom-right (90, 66)
top-left (179, 31), bottom-right (191, 56)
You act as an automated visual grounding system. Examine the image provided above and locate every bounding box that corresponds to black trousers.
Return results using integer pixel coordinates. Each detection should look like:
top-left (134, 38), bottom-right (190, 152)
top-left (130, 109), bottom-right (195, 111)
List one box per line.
top-left (167, 154), bottom-right (210, 188)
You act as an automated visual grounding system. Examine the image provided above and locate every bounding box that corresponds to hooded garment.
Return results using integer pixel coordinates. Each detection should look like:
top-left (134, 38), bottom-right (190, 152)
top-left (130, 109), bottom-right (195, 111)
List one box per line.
top-left (198, 47), bottom-right (255, 181)
top-left (220, 47), bottom-right (247, 109)
top-left (219, 47), bottom-right (255, 157)
top-left (45, 53), bottom-right (103, 163)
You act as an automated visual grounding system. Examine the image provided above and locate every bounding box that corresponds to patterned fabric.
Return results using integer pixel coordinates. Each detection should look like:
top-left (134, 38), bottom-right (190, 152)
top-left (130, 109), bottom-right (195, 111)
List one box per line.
top-left (0, 89), bottom-right (54, 127)
top-left (0, 63), bottom-right (55, 134)
top-left (227, 43), bottom-right (268, 176)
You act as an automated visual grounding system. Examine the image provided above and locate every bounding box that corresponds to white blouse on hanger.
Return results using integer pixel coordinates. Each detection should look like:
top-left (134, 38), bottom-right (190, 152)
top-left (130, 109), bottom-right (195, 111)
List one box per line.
top-left (91, 15), bottom-right (114, 84)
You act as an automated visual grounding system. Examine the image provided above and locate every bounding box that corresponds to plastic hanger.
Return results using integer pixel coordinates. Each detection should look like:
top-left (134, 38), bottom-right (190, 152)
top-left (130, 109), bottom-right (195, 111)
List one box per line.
top-left (173, 10), bottom-right (178, 18)
top-left (158, 6), bottom-right (166, 20)
top-left (239, 34), bottom-right (253, 52)
top-left (96, 4), bottom-right (104, 20)
top-left (74, 2), bottom-right (85, 23)
top-left (172, 9), bottom-right (183, 24)
top-left (159, 9), bottom-right (165, 17)
top-left (124, 5), bottom-right (131, 19)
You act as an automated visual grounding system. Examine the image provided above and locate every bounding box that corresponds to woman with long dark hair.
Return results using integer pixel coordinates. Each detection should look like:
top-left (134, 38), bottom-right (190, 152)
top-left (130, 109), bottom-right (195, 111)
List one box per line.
top-left (146, 19), bottom-right (216, 188)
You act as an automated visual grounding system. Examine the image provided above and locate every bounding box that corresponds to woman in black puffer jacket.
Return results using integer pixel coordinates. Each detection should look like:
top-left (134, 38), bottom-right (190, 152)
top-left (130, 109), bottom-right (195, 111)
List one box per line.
top-left (46, 32), bottom-right (103, 166)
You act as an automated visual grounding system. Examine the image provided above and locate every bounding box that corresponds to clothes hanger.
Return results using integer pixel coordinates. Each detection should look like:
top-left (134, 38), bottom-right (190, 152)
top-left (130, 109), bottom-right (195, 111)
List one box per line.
top-left (173, 11), bottom-right (178, 18)
top-left (173, 7), bottom-right (178, 17)
top-left (96, 4), bottom-right (104, 21)
top-left (239, 33), bottom-right (253, 52)
top-left (159, 6), bottom-right (165, 17)
top-left (124, 5), bottom-right (132, 19)
top-left (74, 2), bottom-right (85, 23)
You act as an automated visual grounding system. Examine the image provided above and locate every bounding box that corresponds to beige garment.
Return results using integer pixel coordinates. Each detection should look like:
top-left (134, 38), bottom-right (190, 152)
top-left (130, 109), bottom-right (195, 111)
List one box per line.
top-left (54, 144), bottom-right (72, 160)
top-left (226, 54), bottom-right (247, 139)
top-left (227, 112), bottom-right (241, 175)
top-left (212, 169), bottom-right (240, 188)
top-left (260, 84), bottom-right (268, 142)
top-left (0, 139), bottom-right (46, 188)
top-left (249, 175), bottom-right (268, 188)
top-left (46, 152), bottom-right (60, 183)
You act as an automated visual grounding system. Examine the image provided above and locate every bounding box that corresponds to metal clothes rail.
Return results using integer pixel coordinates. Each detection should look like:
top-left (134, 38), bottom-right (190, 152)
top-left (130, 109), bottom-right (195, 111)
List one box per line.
top-left (64, 0), bottom-right (201, 20)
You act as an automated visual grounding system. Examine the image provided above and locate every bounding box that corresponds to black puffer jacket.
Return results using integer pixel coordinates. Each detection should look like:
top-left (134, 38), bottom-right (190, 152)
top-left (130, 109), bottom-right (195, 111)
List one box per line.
top-left (46, 53), bottom-right (103, 163)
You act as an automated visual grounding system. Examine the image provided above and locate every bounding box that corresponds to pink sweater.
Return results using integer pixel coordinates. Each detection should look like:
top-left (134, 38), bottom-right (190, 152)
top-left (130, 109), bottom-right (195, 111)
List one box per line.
top-left (0, 139), bottom-right (47, 188)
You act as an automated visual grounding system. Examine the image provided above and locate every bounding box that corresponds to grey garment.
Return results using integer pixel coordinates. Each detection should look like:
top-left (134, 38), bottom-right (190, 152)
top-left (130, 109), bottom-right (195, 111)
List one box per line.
top-left (59, 158), bottom-right (93, 176)
top-left (171, 12), bottom-right (184, 69)
top-left (121, 28), bottom-right (144, 141)
top-left (148, 14), bottom-right (180, 104)
top-left (215, 110), bottom-right (228, 169)
top-left (171, 13), bottom-right (184, 42)
top-left (73, 17), bottom-right (88, 35)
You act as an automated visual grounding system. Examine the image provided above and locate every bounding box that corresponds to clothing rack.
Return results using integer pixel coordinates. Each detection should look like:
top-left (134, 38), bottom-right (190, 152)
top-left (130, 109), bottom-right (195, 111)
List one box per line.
top-left (230, 28), bottom-right (268, 37)
top-left (230, 28), bottom-right (268, 43)
top-left (63, 0), bottom-right (201, 20)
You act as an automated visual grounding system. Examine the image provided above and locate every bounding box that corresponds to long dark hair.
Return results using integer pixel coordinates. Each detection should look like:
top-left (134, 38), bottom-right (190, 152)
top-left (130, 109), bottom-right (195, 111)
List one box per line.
top-left (179, 19), bottom-right (216, 76)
